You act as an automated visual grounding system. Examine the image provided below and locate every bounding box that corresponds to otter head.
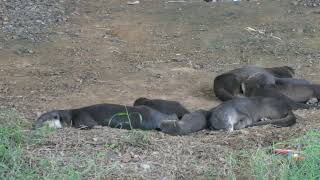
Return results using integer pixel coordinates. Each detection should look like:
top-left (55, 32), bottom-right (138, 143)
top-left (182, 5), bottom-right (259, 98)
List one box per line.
top-left (133, 97), bottom-right (150, 106)
top-left (241, 73), bottom-right (270, 96)
top-left (34, 110), bottom-right (72, 129)
top-left (271, 66), bottom-right (295, 78)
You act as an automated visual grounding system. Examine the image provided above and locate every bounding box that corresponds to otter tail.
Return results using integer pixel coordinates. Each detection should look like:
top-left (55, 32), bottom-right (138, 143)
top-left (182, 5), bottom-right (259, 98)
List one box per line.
top-left (249, 111), bottom-right (296, 127)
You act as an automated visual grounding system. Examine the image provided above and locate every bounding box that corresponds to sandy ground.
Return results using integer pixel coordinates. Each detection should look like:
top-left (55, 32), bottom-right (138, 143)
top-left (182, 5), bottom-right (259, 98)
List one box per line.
top-left (1, 0), bottom-right (320, 179)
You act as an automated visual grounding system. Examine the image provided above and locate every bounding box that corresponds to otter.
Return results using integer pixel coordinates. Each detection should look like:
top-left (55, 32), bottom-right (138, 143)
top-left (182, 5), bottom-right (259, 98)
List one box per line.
top-left (159, 110), bottom-right (210, 136)
top-left (213, 66), bottom-right (295, 101)
top-left (133, 97), bottom-right (190, 119)
top-left (208, 97), bottom-right (296, 131)
top-left (241, 73), bottom-right (320, 109)
top-left (34, 103), bottom-right (178, 130)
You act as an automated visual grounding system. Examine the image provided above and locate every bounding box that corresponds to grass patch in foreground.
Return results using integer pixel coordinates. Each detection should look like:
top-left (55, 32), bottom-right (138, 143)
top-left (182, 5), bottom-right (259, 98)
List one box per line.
top-left (0, 108), bottom-right (106, 179)
top-left (0, 107), bottom-right (146, 179)
top-left (229, 130), bottom-right (320, 179)
top-left (0, 108), bottom-right (58, 179)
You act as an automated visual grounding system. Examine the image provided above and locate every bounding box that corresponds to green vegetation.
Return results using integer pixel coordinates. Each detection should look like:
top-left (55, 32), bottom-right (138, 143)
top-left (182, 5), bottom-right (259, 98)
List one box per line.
top-left (229, 130), bottom-right (320, 179)
top-left (122, 130), bottom-right (151, 147)
top-left (0, 107), bottom-right (150, 179)
top-left (1, 107), bottom-right (319, 179)
top-left (107, 107), bottom-right (143, 130)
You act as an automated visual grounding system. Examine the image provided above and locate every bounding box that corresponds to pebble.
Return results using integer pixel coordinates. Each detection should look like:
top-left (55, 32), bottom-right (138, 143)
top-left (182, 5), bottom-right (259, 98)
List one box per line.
top-left (296, 0), bottom-right (320, 7)
top-left (140, 163), bottom-right (151, 171)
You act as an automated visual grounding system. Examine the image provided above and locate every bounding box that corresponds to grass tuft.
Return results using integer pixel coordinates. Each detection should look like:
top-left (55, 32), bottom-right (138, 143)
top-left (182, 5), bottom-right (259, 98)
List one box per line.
top-left (107, 106), bottom-right (143, 130)
top-left (122, 129), bottom-right (151, 147)
top-left (228, 130), bottom-right (320, 179)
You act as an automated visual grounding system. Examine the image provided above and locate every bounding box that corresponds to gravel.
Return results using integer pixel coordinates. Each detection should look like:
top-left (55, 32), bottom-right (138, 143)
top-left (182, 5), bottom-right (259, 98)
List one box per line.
top-left (0, 0), bottom-right (79, 42)
top-left (295, 0), bottom-right (320, 7)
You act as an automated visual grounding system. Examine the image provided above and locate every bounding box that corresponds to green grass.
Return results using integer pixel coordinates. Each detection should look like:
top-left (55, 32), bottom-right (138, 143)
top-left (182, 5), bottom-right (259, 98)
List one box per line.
top-left (122, 129), bottom-right (151, 147)
top-left (228, 130), bottom-right (320, 179)
top-left (0, 107), bottom-right (149, 179)
top-left (0, 108), bottom-right (61, 180)
top-left (107, 106), bottom-right (143, 130)
top-left (1, 107), bottom-right (319, 179)
top-left (0, 108), bottom-right (109, 180)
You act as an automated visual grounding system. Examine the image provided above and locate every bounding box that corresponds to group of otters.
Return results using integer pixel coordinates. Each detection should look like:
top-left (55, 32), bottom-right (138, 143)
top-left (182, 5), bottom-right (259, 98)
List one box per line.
top-left (34, 66), bottom-right (320, 135)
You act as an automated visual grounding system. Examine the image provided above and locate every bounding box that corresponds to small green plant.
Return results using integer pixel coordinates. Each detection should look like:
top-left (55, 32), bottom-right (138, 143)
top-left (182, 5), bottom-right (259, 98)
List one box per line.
top-left (203, 164), bottom-right (217, 180)
top-left (105, 142), bottom-right (120, 150)
top-left (122, 129), bottom-right (151, 147)
top-left (107, 106), bottom-right (143, 130)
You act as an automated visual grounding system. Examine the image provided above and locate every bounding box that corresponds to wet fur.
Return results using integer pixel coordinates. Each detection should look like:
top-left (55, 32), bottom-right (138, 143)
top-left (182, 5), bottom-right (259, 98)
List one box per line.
top-left (242, 73), bottom-right (320, 110)
top-left (208, 97), bottom-right (296, 131)
top-left (133, 97), bottom-right (190, 119)
top-left (213, 66), bottom-right (295, 101)
top-left (35, 103), bottom-right (179, 130)
top-left (159, 110), bottom-right (210, 135)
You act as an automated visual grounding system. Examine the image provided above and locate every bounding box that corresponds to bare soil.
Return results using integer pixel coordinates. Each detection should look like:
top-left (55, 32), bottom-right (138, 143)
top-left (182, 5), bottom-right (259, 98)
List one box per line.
top-left (1, 0), bottom-right (320, 179)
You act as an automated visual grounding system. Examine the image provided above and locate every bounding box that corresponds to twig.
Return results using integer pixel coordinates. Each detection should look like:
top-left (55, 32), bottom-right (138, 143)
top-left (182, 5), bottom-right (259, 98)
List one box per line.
top-left (245, 26), bottom-right (282, 41)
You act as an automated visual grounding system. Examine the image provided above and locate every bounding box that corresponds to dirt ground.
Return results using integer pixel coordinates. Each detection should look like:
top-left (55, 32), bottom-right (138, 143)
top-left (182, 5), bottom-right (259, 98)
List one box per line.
top-left (1, 0), bottom-right (320, 179)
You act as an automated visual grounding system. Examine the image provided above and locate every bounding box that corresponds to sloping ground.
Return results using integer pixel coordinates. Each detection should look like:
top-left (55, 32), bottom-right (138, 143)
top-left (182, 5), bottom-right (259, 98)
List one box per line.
top-left (1, 0), bottom-right (320, 179)
top-left (26, 111), bottom-right (319, 179)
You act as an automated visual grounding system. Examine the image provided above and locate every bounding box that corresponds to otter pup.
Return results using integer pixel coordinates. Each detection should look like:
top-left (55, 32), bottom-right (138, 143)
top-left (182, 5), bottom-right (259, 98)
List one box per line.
top-left (133, 97), bottom-right (190, 119)
top-left (35, 103), bottom-right (178, 130)
top-left (208, 97), bottom-right (296, 131)
top-left (213, 66), bottom-right (295, 101)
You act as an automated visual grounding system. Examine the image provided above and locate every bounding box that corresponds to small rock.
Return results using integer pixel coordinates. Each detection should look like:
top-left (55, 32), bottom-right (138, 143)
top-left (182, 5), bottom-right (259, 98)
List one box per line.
top-left (128, 0), bottom-right (140, 5)
top-left (92, 137), bottom-right (98, 142)
top-left (154, 73), bottom-right (162, 79)
top-left (121, 153), bottom-right (132, 163)
top-left (141, 163), bottom-right (151, 171)
top-left (223, 11), bottom-right (235, 17)
top-left (152, 151), bottom-right (159, 155)
top-left (15, 47), bottom-right (34, 55)
top-left (292, 1), bottom-right (298, 6)
top-left (59, 151), bottom-right (65, 156)
top-left (239, 129), bottom-right (249, 135)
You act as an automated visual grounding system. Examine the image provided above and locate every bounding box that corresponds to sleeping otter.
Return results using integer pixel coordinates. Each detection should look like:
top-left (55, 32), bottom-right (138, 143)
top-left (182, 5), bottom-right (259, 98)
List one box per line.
top-left (241, 73), bottom-right (320, 109)
top-left (213, 66), bottom-right (295, 101)
top-left (133, 97), bottom-right (190, 119)
top-left (34, 103), bottom-right (178, 130)
top-left (208, 97), bottom-right (296, 131)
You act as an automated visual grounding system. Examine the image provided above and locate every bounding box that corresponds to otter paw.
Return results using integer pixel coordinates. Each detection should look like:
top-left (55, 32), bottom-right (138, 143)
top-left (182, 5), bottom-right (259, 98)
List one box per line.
top-left (260, 117), bottom-right (271, 121)
top-left (160, 120), bottom-right (180, 135)
top-left (306, 97), bottom-right (318, 105)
